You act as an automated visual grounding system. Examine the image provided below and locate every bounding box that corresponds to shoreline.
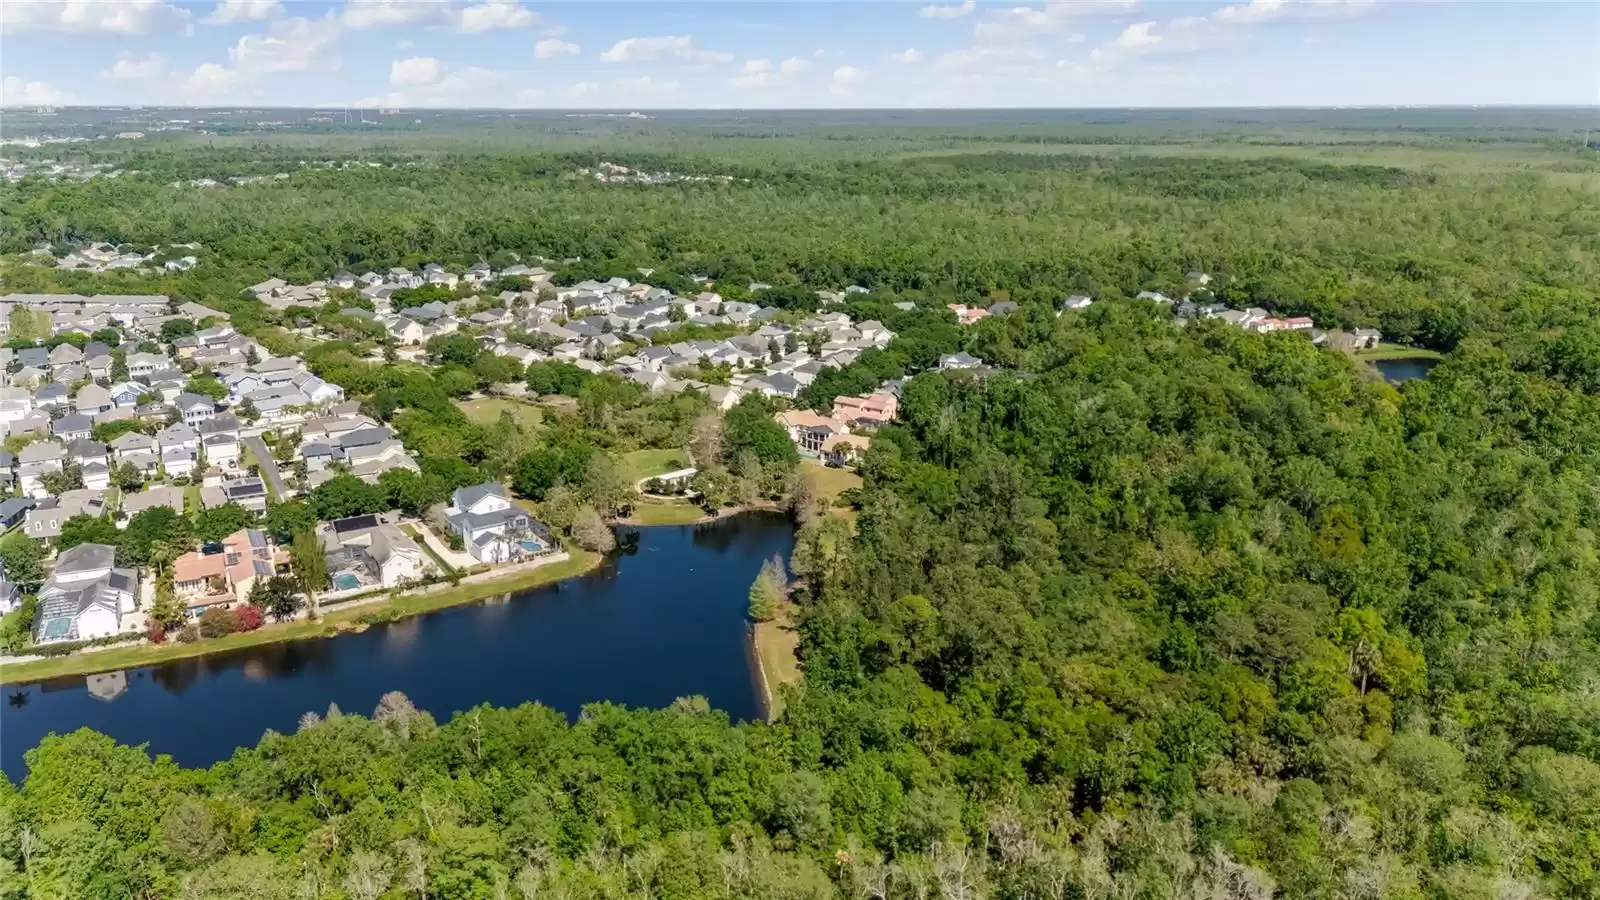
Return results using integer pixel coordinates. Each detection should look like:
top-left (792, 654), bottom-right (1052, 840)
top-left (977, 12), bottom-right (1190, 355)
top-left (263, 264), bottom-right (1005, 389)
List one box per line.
top-left (0, 549), bottom-right (606, 685)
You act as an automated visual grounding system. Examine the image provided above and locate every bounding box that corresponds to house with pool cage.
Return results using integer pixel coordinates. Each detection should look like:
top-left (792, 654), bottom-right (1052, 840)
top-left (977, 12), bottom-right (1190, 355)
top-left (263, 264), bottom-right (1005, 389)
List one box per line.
top-left (444, 482), bottom-right (556, 565)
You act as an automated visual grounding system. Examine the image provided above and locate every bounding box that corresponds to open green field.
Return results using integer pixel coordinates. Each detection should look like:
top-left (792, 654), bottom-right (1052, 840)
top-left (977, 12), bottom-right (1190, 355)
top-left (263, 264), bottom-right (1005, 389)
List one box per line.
top-left (621, 449), bottom-right (691, 484)
top-left (801, 461), bottom-right (862, 512)
top-left (1354, 342), bottom-right (1448, 361)
top-left (0, 550), bottom-right (601, 684)
top-left (456, 397), bottom-right (545, 433)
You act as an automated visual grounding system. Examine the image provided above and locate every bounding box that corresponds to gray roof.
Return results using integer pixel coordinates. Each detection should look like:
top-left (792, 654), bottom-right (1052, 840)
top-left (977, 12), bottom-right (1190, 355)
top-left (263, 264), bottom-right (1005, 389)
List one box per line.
top-left (56, 542), bottom-right (116, 574)
top-left (451, 481), bottom-right (506, 512)
top-left (175, 392), bottom-right (213, 411)
top-left (51, 413), bottom-right (93, 434)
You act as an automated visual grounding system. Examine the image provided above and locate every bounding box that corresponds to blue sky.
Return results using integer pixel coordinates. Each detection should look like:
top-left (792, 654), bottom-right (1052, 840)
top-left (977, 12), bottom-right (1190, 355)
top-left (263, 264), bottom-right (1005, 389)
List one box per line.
top-left (1, 1), bottom-right (1595, 108)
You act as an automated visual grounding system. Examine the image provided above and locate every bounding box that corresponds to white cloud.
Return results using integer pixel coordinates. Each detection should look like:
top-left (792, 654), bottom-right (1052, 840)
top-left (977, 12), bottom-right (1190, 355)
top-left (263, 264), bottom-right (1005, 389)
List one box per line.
top-left (937, 43), bottom-right (1044, 72)
top-left (361, 60), bottom-right (509, 106)
top-left (1, 76), bottom-right (74, 107)
top-left (918, 0), bottom-right (975, 20)
top-left (390, 55), bottom-right (443, 86)
top-left (1090, 15), bottom-right (1215, 64)
top-left (534, 38), bottom-right (580, 59)
top-left (202, 0), bottom-right (283, 25)
top-left (456, 1), bottom-right (536, 33)
top-left (341, 1), bottom-right (445, 28)
top-left (0, 0), bottom-right (191, 35)
top-left (229, 15), bottom-right (343, 72)
top-left (103, 53), bottom-right (167, 81)
top-left (396, 38), bottom-right (415, 48)
top-left (569, 80), bottom-right (601, 100)
top-left (890, 48), bottom-right (922, 64)
top-left (972, 1), bottom-right (1138, 43)
top-left (599, 35), bottom-right (732, 65)
top-left (729, 56), bottom-right (810, 89)
top-left (340, 0), bottom-right (536, 33)
top-left (515, 87), bottom-right (544, 104)
top-left (832, 65), bottom-right (864, 86)
top-left (175, 62), bottom-right (252, 102)
top-left (1214, 0), bottom-right (1374, 25)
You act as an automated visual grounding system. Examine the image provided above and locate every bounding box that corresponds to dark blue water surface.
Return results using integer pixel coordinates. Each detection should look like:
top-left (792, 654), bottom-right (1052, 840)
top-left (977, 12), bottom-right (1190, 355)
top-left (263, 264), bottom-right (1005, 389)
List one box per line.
top-left (0, 515), bottom-right (793, 777)
top-left (1375, 357), bottom-right (1438, 383)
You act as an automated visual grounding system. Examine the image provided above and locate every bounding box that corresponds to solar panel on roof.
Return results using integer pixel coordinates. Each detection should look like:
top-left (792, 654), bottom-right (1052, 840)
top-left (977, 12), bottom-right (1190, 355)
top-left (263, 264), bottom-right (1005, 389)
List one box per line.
top-left (247, 530), bottom-right (267, 548)
top-left (332, 514), bottom-right (380, 533)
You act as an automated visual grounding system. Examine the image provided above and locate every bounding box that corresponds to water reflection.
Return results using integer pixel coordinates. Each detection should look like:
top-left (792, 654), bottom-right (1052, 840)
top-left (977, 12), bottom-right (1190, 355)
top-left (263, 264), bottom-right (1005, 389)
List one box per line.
top-left (1, 514), bottom-right (794, 775)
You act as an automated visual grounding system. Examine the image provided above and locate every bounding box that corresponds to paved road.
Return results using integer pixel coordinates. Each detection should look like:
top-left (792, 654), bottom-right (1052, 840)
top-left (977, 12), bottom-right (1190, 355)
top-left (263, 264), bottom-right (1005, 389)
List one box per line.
top-left (242, 435), bottom-right (290, 499)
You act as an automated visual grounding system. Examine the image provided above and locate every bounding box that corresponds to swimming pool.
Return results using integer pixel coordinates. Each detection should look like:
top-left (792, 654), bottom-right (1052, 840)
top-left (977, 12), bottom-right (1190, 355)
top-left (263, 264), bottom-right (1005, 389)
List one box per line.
top-left (518, 539), bottom-right (545, 553)
top-left (331, 572), bottom-right (363, 591)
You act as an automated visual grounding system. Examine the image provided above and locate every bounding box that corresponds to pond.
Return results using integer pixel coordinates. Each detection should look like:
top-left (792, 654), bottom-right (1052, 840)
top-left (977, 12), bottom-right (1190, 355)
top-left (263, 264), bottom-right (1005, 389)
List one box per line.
top-left (0, 514), bottom-right (795, 777)
top-left (1374, 357), bottom-right (1439, 383)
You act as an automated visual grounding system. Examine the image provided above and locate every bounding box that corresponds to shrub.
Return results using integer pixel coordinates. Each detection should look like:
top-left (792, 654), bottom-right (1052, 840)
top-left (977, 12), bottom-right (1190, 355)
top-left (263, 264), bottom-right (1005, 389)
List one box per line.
top-left (175, 624), bottom-right (200, 643)
top-left (234, 605), bottom-right (263, 631)
top-left (148, 622), bottom-right (166, 644)
top-left (197, 607), bottom-right (240, 639)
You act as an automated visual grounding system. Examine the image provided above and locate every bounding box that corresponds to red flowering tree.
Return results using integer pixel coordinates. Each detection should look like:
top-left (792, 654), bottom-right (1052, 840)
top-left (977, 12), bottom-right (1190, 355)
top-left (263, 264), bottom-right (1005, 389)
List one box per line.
top-left (235, 604), bottom-right (263, 632)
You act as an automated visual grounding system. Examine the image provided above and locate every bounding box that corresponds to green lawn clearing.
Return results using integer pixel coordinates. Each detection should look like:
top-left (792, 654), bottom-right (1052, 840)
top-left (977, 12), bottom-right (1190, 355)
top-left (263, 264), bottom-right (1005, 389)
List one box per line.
top-left (456, 397), bottom-right (546, 433)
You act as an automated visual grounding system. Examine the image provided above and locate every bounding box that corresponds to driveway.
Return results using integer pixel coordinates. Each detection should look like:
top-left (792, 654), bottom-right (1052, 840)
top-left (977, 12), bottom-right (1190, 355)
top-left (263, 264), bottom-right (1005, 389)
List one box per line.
top-left (242, 435), bottom-right (290, 499)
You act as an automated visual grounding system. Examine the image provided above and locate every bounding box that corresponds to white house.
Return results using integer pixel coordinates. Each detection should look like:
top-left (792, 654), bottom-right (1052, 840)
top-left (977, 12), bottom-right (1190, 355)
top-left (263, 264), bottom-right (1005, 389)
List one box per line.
top-left (444, 482), bottom-right (541, 563)
top-left (32, 544), bottom-right (138, 644)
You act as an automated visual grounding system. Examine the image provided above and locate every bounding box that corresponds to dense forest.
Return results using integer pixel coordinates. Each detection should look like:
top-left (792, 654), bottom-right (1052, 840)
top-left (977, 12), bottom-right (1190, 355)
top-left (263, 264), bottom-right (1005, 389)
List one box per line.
top-left (3, 120), bottom-right (1600, 898)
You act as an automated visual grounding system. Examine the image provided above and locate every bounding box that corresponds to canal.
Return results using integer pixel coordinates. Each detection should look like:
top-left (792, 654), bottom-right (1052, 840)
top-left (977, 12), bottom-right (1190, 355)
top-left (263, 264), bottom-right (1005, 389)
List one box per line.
top-left (0, 514), bottom-right (795, 777)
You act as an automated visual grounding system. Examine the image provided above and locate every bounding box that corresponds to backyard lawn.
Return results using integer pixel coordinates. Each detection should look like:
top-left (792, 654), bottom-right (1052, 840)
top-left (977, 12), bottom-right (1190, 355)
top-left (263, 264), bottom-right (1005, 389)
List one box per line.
top-left (456, 397), bottom-right (545, 433)
top-left (801, 461), bottom-right (862, 513)
top-left (621, 449), bottom-right (692, 484)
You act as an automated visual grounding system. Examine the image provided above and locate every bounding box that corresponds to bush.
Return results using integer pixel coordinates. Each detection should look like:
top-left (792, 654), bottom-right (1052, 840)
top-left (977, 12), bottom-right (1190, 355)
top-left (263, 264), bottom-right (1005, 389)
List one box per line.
top-left (175, 624), bottom-right (200, 643)
top-left (148, 622), bottom-right (166, 644)
top-left (197, 607), bottom-right (240, 639)
top-left (234, 605), bottom-right (263, 632)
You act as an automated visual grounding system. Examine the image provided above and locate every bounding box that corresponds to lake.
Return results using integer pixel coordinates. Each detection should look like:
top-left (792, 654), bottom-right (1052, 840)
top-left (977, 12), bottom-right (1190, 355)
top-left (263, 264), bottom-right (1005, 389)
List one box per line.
top-left (1374, 357), bottom-right (1438, 383)
top-left (0, 514), bottom-right (794, 777)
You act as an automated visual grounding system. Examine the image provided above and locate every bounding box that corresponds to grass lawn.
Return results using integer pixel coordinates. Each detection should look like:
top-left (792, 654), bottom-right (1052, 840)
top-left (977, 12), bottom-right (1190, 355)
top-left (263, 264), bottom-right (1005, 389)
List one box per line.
top-left (801, 461), bottom-right (862, 517)
top-left (0, 550), bottom-right (602, 684)
top-left (1354, 342), bottom-right (1446, 361)
top-left (183, 483), bottom-right (201, 515)
top-left (621, 448), bottom-right (691, 484)
top-left (753, 601), bottom-right (802, 721)
top-left (626, 498), bottom-right (710, 526)
top-left (456, 397), bottom-right (545, 433)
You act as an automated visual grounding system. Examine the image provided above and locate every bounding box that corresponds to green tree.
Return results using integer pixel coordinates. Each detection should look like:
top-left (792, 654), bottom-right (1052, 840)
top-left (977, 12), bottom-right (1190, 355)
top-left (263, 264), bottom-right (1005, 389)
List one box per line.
top-left (194, 503), bottom-right (255, 543)
top-left (310, 474), bottom-right (387, 521)
top-left (263, 500), bottom-right (318, 544)
top-left (118, 507), bottom-right (195, 569)
top-left (55, 514), bottom-right (120, 552)
top-left (290, 529), bottom-right (329, 619)
top-left (0, 532), bottom-right (47, 592)
top-left (747, 554), bottom-right (785, 622)
top-left (184, 375), bottom-right (227, 401)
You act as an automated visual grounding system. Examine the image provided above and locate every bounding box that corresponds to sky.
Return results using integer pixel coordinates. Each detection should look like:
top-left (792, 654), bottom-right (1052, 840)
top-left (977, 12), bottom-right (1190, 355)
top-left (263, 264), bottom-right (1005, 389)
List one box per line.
top-left (0, 0), bottom-right (1596, 109)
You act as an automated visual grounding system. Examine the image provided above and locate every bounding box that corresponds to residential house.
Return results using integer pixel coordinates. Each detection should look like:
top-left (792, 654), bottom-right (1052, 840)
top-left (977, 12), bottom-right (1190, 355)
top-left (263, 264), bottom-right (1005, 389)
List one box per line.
top-left (47, 343), bottom-right (84, 373)
top-left (320, 515), bottom-right (430, 590)
top-left (776, 410), bottom-right (850, 456)
top-left (156, 422), bottom-right (200, 457)
top-left (823, 433), bottom-right (871, 467)
top-left (947, 304), bottom-right (990, 326)
top-left (108, 382), bottom-right (143, 409)
top-left (117, 486), bottom-right (185, 527)
top-left (174, 392), bottom-right (216, 427)
top-left (18, 441), bottom-right (64, 497)
top-left (126, 352), bottom-right (167, 378)
top-left (35, 383), bottom-right (69, 410)
top-left (939, 352), bottom-right (981, 370)
top-left (73, 383), bottom-right (112, 415)
top-left (203, 432), bottom-right (240, 470)
top-left (85, 353), bottom-right (114, 381)
top-left (831, 392), bottom-right (898, 428)
top-left (50, 413), bottom-right (93, 443)
top-left (109, 431), bottom-right (159, 462)
top-left (162, 448), bottom-right (195, 480)
top-left (173, 528), bottom-right (278, 608)
top-left (444, 482), bottom-right (545, 563)
top-left (32, 544), bottom-right (138, 644)
top-left (0, 497), bottom-right (36, 531)
top-left (68, 439), bottom-right (110, 489)
top-left (222, 477), bottom-right (269, 513)
top-left (1062, 295), bottom-right (1094, 311)
top-left (26, 490), bottom-right (109, 542)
